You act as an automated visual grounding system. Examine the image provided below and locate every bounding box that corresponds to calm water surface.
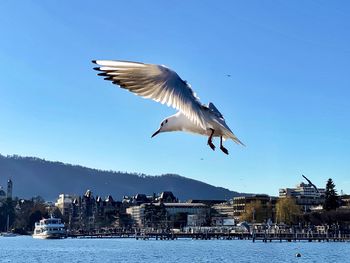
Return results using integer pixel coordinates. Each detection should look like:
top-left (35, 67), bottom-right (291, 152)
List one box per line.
top-left (0, 236), bottom-right (348, 263)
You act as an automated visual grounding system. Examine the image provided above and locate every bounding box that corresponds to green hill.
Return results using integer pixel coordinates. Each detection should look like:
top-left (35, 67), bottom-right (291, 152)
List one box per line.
top-left (0, 154), bottom-right (244, 201)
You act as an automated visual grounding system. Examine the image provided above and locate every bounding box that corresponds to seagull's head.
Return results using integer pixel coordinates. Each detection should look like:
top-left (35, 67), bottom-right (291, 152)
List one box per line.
top-left (151, 118), bottom-right (171, 138)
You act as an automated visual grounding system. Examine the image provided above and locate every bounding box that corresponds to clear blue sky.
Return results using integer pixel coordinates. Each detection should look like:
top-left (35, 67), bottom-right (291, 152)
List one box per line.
top-left (0, 1), bottom-right (349, 196)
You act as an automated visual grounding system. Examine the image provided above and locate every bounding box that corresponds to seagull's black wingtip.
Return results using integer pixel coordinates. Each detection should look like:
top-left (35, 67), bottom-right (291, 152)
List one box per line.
top-left (92, 60), bottom-right (97, 64)
top-left (93, 67), bottom-right (101, 71)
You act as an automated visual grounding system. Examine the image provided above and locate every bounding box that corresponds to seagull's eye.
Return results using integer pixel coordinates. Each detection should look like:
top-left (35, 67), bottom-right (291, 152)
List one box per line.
top-left (165, 119), bottom-right (168, 123)
top-left (161, 123), bottom-right (163, 127)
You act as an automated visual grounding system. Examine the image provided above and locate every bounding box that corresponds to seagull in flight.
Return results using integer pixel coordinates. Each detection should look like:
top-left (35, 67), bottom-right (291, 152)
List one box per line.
top-left (92, 60), bottom-right (244, 154)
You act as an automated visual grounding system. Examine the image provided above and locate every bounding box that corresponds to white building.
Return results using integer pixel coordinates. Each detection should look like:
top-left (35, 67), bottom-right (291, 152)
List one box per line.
top-left (126, 205), bottom-right (145, 226)
top-left (279, 182), bottom-right (325, 211)
top-left (55, 194), bottom-right (75, 217)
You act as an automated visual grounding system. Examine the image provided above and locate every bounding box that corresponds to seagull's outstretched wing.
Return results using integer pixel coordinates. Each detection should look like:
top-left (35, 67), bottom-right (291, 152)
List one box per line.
top-left (208, 102), bottom-right (223, 118)
top-left (93, 60), bottom-right (207, 129)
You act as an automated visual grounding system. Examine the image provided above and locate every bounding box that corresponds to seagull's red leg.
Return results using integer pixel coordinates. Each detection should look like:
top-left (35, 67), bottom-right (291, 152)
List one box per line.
top-left (220, 136), bottom-right (229, 155)
top-left (207, 129), bottom-right (215, 151)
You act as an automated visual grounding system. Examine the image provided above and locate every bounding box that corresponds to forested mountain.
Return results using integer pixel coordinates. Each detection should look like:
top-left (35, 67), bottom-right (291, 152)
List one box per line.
top-left (0, 154), bottom-right (243, 201)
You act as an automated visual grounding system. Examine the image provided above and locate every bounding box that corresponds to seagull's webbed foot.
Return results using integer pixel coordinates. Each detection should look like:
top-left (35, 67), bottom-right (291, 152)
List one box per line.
top-left (220, 136), bottom-right (229, 155)
top-left (220, 145), bottom-right (229, 155)
top-left (207, 128), bottom-right (215, 151)
top-left (208, 141), bottom-right (216, 151)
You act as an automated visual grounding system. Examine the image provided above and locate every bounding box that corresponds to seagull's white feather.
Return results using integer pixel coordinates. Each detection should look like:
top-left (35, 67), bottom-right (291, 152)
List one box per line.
top-left (94, 60), bottom-right (207, 129)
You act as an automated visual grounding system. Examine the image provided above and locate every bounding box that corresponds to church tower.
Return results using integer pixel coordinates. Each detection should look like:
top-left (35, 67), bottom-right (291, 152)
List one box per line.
top-left (7, 179), bottom-right (13, 199)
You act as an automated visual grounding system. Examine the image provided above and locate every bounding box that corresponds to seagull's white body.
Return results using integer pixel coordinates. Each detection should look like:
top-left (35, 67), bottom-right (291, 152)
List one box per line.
top-left (93, 60), bottom-right (244, 154)
top-left (167, 111), bottom-right (236, 140)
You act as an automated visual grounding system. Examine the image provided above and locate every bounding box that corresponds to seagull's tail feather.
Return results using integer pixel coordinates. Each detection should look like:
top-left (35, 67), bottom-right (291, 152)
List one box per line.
top-left (225, 130), bottom-right (245, 146)
top-left (232, 136), bottom-right (245, 146)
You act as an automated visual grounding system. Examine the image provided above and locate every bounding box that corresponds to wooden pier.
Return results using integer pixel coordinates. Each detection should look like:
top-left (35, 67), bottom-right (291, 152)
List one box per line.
top-left (68, 231), bottom-right (350, 242)
top-left (251, 232), bottom-right (350, 242)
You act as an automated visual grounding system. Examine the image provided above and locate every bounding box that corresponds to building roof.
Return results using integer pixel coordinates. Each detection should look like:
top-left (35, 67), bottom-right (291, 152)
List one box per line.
top-left (187, 199), bottom-right (227, 205)
top-left (141, 202), bottom-right (207, 208)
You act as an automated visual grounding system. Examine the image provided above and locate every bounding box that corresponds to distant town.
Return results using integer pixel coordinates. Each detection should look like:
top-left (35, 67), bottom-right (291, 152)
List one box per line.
top-left (0, 174), bottom-right (349, 240)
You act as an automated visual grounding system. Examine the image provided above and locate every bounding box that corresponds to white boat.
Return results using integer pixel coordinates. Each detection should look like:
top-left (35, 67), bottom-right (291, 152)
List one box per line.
top-left (33, 216), bottom-right (66, 239)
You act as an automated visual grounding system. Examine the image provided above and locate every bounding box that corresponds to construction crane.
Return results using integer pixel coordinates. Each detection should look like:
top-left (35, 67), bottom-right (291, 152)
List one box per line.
top-left (302, 174), bottom-right (319, 193)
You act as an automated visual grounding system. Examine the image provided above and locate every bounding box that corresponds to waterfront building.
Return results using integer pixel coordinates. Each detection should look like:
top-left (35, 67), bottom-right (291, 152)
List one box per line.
top-left (55, 191), bottom-right (180, 231)
top-left (55, 190), bottom-right (129, 231)
top-left (126, 202), bottom-right (210, 228)
top-left (73, 190), bottom-right (98, 231)
top-left (163, 203), bottom-right (209, 216)
top-left (122, 191), bottom-right (178, 205)
top-left (212, 201), bottom-right (235, 218)
top-left (156, 191), bottom-right (178, 203)
top-left (188, 199), bottom-right (227, 206)
top-left (340, 195), bottom-right (350, 208)
top-left (95, 195), bottom-right (124, 227)
top-left (55, 194), bottom-right (75, 218)
top-left (123, 193), bottom-right (153, 205)
top-left (210, 216), bottom-right (235, 227)
top-left (232, 194), bottom-right (277, 222)
top-left (187, 214), bottom-right (208, 227)
top-left (279, 181), bottom-right (325, 211)
top-left (210, 201), bottom-right (238, 226)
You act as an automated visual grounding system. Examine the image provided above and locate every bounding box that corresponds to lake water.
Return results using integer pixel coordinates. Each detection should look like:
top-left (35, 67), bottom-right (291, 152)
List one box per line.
top-left (0, 236), bottom-right (348, 263)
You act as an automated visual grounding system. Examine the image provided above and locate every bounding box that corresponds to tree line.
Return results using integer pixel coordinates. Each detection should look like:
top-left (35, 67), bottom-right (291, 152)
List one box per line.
top-left (0, 196), bottom-right (61, 234)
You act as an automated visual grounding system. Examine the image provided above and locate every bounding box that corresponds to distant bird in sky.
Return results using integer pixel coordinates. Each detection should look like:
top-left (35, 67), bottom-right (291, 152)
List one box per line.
top-left (226, 74), bottom-right (231, 77)
top-left (92, 60), bottom-right (244, 154)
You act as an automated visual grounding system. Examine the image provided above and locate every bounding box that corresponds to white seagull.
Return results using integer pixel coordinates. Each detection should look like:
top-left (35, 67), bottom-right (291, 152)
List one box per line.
top-left (92, 60), bottom-right (244, 154)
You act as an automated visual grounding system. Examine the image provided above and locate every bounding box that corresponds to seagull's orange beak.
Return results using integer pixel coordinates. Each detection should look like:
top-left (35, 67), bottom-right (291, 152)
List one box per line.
top-left (151, 129), bottom-right (161, 138)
